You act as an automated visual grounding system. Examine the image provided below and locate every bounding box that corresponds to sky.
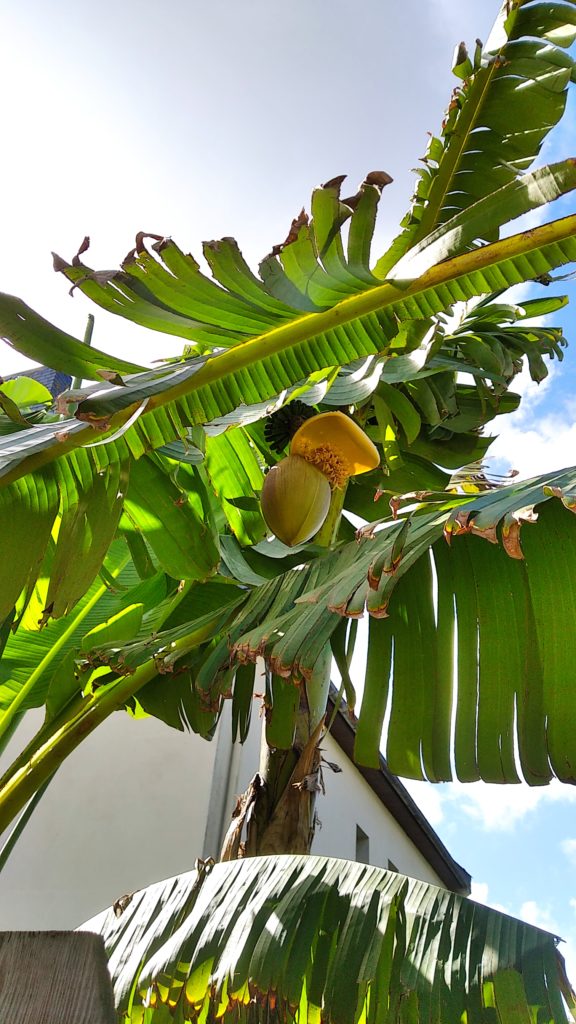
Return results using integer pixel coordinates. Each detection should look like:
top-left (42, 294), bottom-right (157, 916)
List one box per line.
top-left (2, 0), bottom-right (576, 979)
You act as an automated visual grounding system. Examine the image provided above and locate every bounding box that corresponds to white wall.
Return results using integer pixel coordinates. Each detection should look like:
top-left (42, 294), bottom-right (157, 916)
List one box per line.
top-left (312, 733), bottom-right (443, 885)
top-left (0, 699), bottom-right (445, 931)
top-left (0, 710), bottom-right (217, 930)
top-left (229, 724), bottom-right (444, 888)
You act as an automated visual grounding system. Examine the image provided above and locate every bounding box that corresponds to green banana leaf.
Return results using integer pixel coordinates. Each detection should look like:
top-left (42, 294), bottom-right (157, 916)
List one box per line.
top-left (0, 544), bottom-right (167, 718)
top-left (3, 469), bottom-right (576, 833)
top-left (1, 203), bottom-right (576, 496)
top-left (375, 0), bottom-right (576, 274)
top-left (82, 854), bottom-right (576, 1024)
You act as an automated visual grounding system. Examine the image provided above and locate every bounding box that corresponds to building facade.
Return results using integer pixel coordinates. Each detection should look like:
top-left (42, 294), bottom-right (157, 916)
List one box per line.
top-left (0, 692), bottom-right (469, 931)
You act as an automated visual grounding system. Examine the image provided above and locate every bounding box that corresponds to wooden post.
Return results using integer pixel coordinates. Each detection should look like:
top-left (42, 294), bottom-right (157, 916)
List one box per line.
top-left (0, 932), bottom-right (115, 1023)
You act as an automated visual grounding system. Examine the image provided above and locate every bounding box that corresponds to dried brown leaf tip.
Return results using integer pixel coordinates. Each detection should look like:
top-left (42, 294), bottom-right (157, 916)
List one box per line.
top-left (52, 252), bottom-right (69, 273)
top-left (151, 236), bottom-right (172, 255)
top-left (322, 174), bottom-right (347, 192)
top-left (364, 170), bottom-right (393, 189)
top-left (38, 602), bottom-right (54, 628)
top-left (543, 485), bottom-right (576, 512)
top-left (270, 209), bottom-right (309, 257)
top-left (68, 269), bottom-right (120, 298)
top-left (341, 192), bottom-right (362, 210)
top-left (369, 600), bottom-right (390, 620)
top-left (502, 506), bottom-right (538, 560)
top-left (75, 410), bottom-right (112, 430)
top-left (469, 521), bottom-right (498, 545)
top-left (113, 892), bottom-right (134, 918)
top-left (72, 235), bottom-right (91, 266)
top-left (388, 495), bottom-right (402, 519)
top-left (134, 231), bottom-right (164, 254)
top-left (447, 510), bottom-right (499, 545)
top-left (389, 490), bottom-right (433, 518)
top-left (96, 369), bottom-right (126, 386)
top-left (355, 521), bottom-right (378, 541)
top-left (444, 510), bottom-right (472, 543)
top-left (56, 392), bottom-right (79, 415)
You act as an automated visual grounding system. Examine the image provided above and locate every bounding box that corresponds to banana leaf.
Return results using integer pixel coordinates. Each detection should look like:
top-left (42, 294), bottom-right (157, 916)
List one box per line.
top-left (82, 854), bottom-right (576, 1024)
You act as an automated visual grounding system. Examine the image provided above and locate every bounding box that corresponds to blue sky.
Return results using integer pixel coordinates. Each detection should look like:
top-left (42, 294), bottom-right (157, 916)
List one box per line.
top-left (2, 0), bottom-right (576, 976)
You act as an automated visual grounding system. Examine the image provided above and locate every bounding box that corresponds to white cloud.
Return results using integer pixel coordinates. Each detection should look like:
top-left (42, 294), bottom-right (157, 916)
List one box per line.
top-left (471, 880), bottom-right (489, 903)
top-left (401, 779), bottom-right (446, 826)
top-left (488, 356), bottom-right (576, 480)
top-left (470, 880), bottom-right (508, 915)
top-left (519, 900), bottom-right (560, 934)
top-left (454, 780), bottom-right (576, 832)
top-left (561, 839), bottom-right (576, 865)
top-left (490, 407), bottom-right (576, 480)
top-left (454, 783), bottom-right (543, 830)
top-left (404, 777), bottom-right (576, 833)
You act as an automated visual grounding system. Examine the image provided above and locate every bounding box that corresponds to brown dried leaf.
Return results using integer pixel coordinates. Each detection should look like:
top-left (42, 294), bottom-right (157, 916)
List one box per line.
top-left (219, 775), bottom-right (262, 861)
top-left (444, 510), bottom-right (472, 544)
top-left (389, 491), bottom-right (432, 518)
top-left (270, 209), bottom-right (309, 257)
top-left (543, 485), bottom-right (576, 512)
top-left (368, 601), bottom-right (390, 619)
top-left (113, 892), bottom-right (134, 918)
top-left (364, 170), bottom-right (393, 189)
top-left (38, 602), bottom-right (54, 628)
top-left (341, 192), bottom-right (362, 211)
top-left (292, 771), bottom-right (323, 793)
top-left (469, 522), bottom-right (498, 545)
top-left (322, 174), bottom-right (347, 192)
top-left (51, 252), bottom-right (69, 273)
top-left (135, 231), bottom-right (164, 254)
top-left (74, 410), bottom-right (112, 430)
top-left (502, 505), bottom-right (538, 560)
top-left (56, 391), bottom-right (81, 415)
top-left (355, 522), bottom-right (378, 541)
top-left (72, 236), bottom-right (91, 266)
top-left (367, 566), bottom-right (380, 591)
top-left (501, 519), bottom-right (523, 559)
top-left (68, 270), bottom-right (120, 297)
top-left (96, 369), bottom-right (126, 386)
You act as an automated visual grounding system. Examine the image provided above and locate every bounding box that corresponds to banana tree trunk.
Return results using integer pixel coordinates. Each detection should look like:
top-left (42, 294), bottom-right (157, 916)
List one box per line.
top-left (220, 693), bottom-right (324, 859)
top-left (220, 490), bottom-right (343, 861)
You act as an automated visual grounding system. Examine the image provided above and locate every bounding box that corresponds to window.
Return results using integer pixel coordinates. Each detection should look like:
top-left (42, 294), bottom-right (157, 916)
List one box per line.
top-left (355, 825), bottom-right (370, 864)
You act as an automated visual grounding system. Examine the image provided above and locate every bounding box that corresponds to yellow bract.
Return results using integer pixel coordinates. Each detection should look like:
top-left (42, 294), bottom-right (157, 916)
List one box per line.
top-left (290, 411), bottom-right (380, 488)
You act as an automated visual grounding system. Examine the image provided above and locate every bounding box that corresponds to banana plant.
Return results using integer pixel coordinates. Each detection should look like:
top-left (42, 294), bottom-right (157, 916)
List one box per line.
top-left (2, 1), bottom-right (576, 1019)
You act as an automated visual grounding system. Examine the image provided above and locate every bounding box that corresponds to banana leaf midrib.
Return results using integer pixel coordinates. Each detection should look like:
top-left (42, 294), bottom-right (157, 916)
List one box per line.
top-left (80, 209), bottom-right (576, 408)
top-left (1, 210), bottom-right (576, 490)
top-left (411, 44), bottom-right (506, 243)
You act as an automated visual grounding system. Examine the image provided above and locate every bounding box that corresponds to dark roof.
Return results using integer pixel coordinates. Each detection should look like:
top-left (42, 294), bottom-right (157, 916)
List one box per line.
top-left (3, 366), bottom-right (72, 399)
top-left (329, 693), bottom-right (471, 895)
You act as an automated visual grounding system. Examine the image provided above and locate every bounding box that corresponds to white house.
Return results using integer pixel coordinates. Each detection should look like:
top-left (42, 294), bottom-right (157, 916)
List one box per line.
top-left (0, 688), bottom-right (469, 931)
